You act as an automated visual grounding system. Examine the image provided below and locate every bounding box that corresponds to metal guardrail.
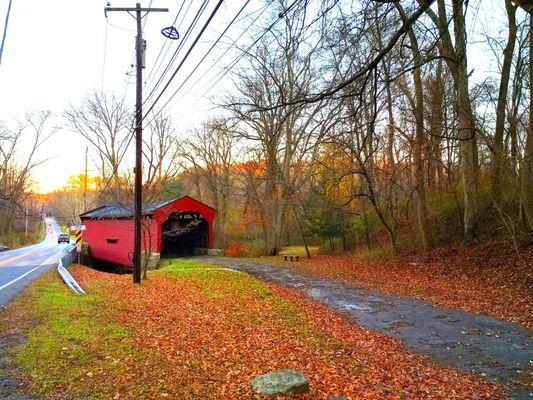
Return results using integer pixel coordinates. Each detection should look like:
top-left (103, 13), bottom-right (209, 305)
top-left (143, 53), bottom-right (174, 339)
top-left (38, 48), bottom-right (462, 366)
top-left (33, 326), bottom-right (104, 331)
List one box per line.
top-left (57, 246), bottom-right (85, 295)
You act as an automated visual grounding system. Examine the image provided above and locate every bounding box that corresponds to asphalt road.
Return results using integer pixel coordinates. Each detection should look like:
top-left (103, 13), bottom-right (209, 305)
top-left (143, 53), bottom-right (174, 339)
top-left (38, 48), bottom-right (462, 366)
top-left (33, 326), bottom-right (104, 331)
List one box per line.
top-left (0, 218), bottom-right (74, 307)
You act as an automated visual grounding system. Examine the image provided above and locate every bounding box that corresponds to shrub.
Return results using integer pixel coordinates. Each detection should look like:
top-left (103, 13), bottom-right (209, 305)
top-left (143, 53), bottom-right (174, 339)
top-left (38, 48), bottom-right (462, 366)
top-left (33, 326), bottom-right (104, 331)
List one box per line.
top-left (225, 241), bottom-right (252, 258)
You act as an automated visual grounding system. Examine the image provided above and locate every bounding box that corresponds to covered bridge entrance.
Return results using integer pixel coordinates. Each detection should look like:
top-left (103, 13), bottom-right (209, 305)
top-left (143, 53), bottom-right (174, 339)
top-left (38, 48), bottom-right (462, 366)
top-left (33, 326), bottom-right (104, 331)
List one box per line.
top-left (80, 196), bottom-right (216, 267)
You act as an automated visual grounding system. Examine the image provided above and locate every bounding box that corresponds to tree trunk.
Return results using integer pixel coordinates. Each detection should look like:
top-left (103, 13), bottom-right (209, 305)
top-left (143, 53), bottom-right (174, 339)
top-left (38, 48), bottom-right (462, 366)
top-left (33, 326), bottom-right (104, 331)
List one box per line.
top-left (386, 80), bottom-right (396, 166)
top-left (427, 0), bottom-right (478, 239)
top-left (291, 202), bottom-right (311, 258)
top-left (428, 62), bottom-right (444, 188)
top-left (268, 196), bottom-right (287, 256)
top-left (408, 23), bottom-right (433, 251)
top-left (264, 150), bottom-right (280, 255)
top-left (453, 0), bottom-right (478, 240)
top-left (521, 12), bottom-right (533, 230)
top-left (492, 0), bottom-right (517, 202)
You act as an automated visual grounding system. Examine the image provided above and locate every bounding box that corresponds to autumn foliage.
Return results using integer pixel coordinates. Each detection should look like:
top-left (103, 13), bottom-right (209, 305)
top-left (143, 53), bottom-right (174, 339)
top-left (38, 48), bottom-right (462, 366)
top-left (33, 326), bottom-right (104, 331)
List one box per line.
top-left (1, 263), bottom-right (506, 399)
top-left (225, 240), bottom-right (252, 258)
top-left (280, 240), bottom-right (533, 329)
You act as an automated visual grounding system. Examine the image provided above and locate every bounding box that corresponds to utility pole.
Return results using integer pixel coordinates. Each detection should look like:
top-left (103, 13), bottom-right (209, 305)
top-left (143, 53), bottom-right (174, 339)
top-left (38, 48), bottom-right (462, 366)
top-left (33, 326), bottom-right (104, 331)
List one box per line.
top-left (84, 146), bottom-right (88, 212)
top-left (105, 3), bottom-right (168, 284)
top-left (24, 201), bottom-right (28, 236)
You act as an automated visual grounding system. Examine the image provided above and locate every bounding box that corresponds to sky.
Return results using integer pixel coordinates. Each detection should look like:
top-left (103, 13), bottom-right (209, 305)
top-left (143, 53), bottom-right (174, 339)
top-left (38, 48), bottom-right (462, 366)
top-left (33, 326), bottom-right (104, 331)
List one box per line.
top-left (0, 0), bottom-right (265, 193)
top-left (0, 1), bottom-right (523, 194)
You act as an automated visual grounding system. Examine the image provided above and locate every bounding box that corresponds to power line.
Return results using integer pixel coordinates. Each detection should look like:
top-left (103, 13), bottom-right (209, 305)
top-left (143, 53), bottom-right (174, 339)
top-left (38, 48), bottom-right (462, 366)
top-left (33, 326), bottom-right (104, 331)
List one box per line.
top-left (0, 0), bottom-right (13, 65)
top-left (196, 0), bottom-right (302, 98)
top-left (147, 0), bottom-right (301, 125)
top-left (151, 2), bottom-right (272, 122)
top-left (106, 20), bottom-right (135, 32)
top-left (145, 0), bottom-right (188, 87)
top-left (143, 0), bottom-right (211, 106)
top-left (143, 0), bottom-right (226, 118)
top-left (104, 12), bottom-right (137, 101)
top-left (101, 19), bottom-right (109, 91)
top-left (106, 1), bottom-right (151, 100)
top-left (142, 0), bottom-right (154, 30)
top-left (146, 0), bottom-right (253, 115)
top-left (144, 0), bottom-right (210, 104)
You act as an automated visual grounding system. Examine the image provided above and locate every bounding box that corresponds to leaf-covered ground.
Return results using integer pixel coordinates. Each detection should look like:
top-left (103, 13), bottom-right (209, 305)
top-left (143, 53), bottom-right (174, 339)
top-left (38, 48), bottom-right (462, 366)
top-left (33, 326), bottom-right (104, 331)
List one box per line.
top-left (0, 260), bottom-right (507, 399)
top-left (272, 241), bottom-right (532, 329)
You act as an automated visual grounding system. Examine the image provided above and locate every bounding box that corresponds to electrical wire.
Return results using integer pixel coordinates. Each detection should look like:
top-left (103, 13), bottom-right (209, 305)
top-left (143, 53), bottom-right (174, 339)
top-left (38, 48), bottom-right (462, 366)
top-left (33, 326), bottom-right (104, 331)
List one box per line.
top-left (196, 1), bottom-right (301, 100)
top-left (146, 0), bottom-right (302, 125)
top-left (142, 0), bottom-right (154, 30)
top-left (145, 0), bottom-right (188, 87)
top-left (143, 0), bottom-right (226, 118)
top-left (106, 20), bottom-right (136, 32)
top-left (149, 1), bottom-right (272, 122)
top-left (146, 0), bottom-right (253, 116)
top-left (0, 0), bottom-right (13, 65)
top-left (101, 19), bottom-right (109, 91)
top-left (143, 0), bottom-right (211, 106)
top-left (108, 2), bottom-right (151, 101)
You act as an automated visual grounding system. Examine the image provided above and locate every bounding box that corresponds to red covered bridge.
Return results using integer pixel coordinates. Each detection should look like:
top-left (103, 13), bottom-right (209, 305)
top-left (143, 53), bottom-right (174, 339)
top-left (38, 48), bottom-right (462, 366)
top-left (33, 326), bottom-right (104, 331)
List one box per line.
top-left (80, 196), bottom-right (216, 267)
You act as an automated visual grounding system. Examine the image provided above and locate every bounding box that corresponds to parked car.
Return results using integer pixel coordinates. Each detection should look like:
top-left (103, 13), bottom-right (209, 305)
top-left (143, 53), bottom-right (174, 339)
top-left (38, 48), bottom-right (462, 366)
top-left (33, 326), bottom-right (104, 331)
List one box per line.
top-left (57, 233), bottom-right (70, 244)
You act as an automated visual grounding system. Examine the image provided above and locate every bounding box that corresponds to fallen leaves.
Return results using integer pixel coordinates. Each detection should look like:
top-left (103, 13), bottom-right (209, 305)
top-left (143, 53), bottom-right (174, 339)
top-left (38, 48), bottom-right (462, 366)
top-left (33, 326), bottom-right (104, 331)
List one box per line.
top-left (279, 240), bottom-right (532, 329)
top-left (70, 264), bottom-right (506, 399)
top-left (0, 262), bottom-right (509, 399)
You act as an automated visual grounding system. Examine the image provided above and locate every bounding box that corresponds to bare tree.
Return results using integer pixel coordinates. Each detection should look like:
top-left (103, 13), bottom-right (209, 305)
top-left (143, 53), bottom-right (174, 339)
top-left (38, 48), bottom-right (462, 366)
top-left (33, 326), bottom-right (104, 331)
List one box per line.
top-left (491, 0), bottom-right (518, 203)
top-left (521, 12), bottom-right (533, 230)
top-left (181, 118), bottom-right (238, 248)
top-left (226, 1), bottom-right (334, 255)
top-left (142, 114), bottom-right (181, 201)
top-left (395, 1), bottom-right (433, 250)
top-left (0, 112), bottom-right (54, 235)
top-left (423, 0), bottom-right (479, 240)
top-left (64, 92), bottom-right (132, 201)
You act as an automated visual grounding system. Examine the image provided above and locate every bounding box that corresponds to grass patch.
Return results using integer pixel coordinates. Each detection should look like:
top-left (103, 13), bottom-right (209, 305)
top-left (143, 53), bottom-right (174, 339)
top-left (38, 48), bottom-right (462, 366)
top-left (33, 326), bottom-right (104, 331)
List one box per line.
top-left (0, 229), bottom-right (42, 248)
top-left (0, 261), bottom-right (504, 399)
top-left (157, 259), bottom-right (346, 353)
top-left (156, 258), bottom-right (273, 300)
top-left (3, 272), bottom-right (133, 398)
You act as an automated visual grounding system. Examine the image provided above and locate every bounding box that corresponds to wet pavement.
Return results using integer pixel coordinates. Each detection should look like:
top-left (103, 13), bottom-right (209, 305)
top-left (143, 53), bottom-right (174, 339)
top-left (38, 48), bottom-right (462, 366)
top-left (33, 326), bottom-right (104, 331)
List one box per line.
top-left (197, 257), bottom-right (532, 400)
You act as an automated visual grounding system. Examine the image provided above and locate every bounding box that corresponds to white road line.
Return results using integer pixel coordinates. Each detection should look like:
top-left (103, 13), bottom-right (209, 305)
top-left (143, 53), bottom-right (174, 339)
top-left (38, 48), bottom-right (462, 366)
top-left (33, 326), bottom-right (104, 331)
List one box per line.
top-left (0, 265), bottom-right (43, 291)
top-left (0, 246), bottom-right (68, 292)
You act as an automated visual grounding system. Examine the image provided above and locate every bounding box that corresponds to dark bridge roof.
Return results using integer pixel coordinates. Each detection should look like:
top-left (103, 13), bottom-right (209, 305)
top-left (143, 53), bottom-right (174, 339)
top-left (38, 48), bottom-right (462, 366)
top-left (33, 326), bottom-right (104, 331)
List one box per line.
top-left (80, 199), bottom-right (173, 219)
top-left (80, 195), bottom-right (216, 220)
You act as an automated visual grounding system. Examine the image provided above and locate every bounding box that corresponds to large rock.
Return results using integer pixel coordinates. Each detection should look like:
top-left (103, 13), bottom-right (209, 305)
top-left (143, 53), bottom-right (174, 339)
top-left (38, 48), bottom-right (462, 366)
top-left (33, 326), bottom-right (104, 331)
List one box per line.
top-left (250, 369), bottom-right (309, 396)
